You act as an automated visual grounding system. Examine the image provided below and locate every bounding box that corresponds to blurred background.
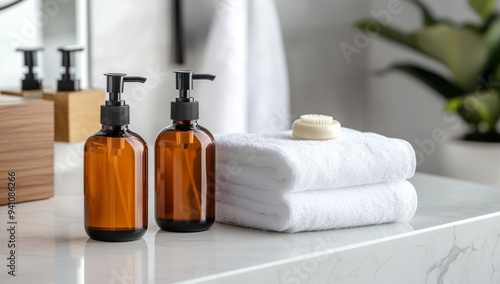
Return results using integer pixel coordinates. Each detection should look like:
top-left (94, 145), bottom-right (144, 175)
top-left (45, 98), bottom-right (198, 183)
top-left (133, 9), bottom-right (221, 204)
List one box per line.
top-left (1, 0), bottom-right (499, 187)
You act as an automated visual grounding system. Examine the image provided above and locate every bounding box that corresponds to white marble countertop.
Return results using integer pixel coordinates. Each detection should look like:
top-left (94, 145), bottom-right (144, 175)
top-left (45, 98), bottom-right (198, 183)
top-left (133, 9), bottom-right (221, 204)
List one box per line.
top-left (1, 172), bottom-right (500, 283)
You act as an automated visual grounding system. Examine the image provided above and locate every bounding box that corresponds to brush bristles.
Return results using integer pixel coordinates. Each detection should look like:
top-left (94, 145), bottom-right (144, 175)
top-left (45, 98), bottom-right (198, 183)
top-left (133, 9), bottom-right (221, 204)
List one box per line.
top-left (300, 114), bottom-right (334, 125)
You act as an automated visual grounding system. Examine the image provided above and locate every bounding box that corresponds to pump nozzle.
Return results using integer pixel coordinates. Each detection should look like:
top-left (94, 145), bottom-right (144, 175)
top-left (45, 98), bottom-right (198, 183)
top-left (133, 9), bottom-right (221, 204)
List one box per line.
top-left (101, 73), bottom-right (147, 126)
top-left (57, 46), bottom-right (84, 91)
top-left (192, 74), bottom-right (216, 81)
top-left (171, 70), bottom-right (216, 121)
top-left (174, 70), bottom-right (215, 99)
top-left (16, 47), bottom-right (43, 90)
top-left (103, 73), bottom-right (147, 104)
top-left (124, 76), bottom-right (147, 83)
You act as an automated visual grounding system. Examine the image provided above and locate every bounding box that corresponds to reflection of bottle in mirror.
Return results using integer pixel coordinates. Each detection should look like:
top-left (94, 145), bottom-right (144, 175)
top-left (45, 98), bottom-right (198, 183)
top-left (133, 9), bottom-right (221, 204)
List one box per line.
top-left (42, 46), bottom-right (105, 142)
top-left (0, 47), bottom-right (45, 98)
top-left (155, 71), bottom-right (216, 232)
top-left (84, 73), bottom-right (148, 242)
top-left (84, 238), bottom-right (148, 284)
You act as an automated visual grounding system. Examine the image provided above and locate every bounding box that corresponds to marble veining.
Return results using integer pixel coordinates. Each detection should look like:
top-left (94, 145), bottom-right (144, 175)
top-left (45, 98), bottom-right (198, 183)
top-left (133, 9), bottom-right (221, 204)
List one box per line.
top-left (205, 215), bottom-right (500, 284)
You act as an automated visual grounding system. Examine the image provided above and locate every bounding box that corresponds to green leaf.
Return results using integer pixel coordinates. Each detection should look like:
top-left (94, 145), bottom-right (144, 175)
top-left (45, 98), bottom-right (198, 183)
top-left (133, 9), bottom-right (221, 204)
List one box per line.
top-left (480, 12), bottom-right (496, 32)
top-left (414, 25), bottom-right (489, 91)
top-left (463, 23), bottom-right (482, 33)
top-left (481, 16), bottom-right (500, 80)
top-left (484, 17), bottom-right (500, 51)
top-left (493, 64), bottom-right (500, 83)
top-left (355, 20), bottom-right (417, 49)
top-left (380, 64), bottom-right (465, 100)
top-left (446, 97), bottom-right (464, 112)
top-left (468, 0), bottom-right (496, 21)
top-left (457, 91), bottom-right (500, 129)
top-left (410, 0), bottom-right (437, 26)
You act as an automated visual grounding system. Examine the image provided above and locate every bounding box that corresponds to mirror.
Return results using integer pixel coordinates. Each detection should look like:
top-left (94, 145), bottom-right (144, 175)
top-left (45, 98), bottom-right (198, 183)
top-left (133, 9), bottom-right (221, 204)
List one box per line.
top-left (0, 0), bottom-right (88, 89)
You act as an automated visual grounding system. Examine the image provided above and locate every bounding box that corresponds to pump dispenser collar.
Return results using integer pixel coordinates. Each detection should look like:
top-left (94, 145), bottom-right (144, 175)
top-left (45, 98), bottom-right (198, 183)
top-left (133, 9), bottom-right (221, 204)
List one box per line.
top-left (171, 70), bottom-right (215, 121)
top-left (101, 73), bottom-right (147, 126)
top-left (16, 47), bottom-right (43, 90)
top-left (57, 46), bottom-right (84, 91)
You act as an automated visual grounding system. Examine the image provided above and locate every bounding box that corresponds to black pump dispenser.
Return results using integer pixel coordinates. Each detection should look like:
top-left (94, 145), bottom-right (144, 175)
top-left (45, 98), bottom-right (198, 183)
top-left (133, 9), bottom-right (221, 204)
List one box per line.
top-left (57, 46), bottom-right (84, 91)
top-left (100, 73), bottom-right (147, 126)
top-left (171, 70), bottom-right (215, 121)
top-left (16, 47), bottom-right (43, 90)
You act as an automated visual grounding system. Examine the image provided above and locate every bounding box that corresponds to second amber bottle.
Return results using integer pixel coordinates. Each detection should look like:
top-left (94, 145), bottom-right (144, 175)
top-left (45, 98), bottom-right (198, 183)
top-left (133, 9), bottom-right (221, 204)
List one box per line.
top-left (155, 71), bottom-right (216, 232)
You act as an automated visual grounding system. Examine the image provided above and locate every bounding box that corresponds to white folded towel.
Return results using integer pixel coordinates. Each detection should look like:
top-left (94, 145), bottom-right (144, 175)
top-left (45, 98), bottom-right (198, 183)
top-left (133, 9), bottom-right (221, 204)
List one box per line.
top-left (216, 128), bottom-right (416, 193)
top-left (216, 180), bottom-right (418, 232)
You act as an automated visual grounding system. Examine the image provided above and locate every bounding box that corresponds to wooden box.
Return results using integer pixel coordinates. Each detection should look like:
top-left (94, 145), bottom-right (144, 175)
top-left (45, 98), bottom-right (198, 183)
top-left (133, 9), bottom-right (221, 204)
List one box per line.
top-left (0, 95), bottom-right (54, 205)
top-left (42, 89), bottom-right (104, 142)
top-left (0, 88), bottom-right (44, 99)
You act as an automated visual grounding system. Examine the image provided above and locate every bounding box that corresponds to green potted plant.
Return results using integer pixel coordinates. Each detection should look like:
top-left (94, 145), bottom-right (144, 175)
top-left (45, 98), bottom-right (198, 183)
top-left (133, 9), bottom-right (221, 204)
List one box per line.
top-left (356, 0), bottom-right (500, 142)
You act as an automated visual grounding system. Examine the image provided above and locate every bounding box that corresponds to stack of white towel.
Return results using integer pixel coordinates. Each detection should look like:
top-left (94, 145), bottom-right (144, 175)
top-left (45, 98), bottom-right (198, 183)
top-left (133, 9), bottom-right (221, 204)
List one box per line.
top-left (215, 128), bottom-right (417, 233)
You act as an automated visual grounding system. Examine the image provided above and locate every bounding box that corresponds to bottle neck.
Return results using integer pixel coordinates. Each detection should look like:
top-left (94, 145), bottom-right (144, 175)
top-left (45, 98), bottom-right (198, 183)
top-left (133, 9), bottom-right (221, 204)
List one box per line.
top-left (173, 120), bottom-right (197, 126)
top-left (101, 124), bottom-right (129, 132)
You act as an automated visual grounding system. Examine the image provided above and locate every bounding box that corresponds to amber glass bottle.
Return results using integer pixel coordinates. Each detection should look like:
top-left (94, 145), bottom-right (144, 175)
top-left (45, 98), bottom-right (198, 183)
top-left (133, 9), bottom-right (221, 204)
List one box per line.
top-left (84, 73), bottom-right (148, 242)
top-left (84, 126), bottom-right (148, 241)
top-left (155, 120), bottom-right (215, 231)
top-left (155, 70), bottom-right (216, 232)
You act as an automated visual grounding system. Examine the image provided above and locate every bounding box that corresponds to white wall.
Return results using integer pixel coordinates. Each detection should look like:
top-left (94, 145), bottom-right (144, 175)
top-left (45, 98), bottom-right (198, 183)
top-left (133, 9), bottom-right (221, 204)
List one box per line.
top-left (89, 0), bottom-right (371, 144)
top-left (275, 0), bottom-right (370, 130)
